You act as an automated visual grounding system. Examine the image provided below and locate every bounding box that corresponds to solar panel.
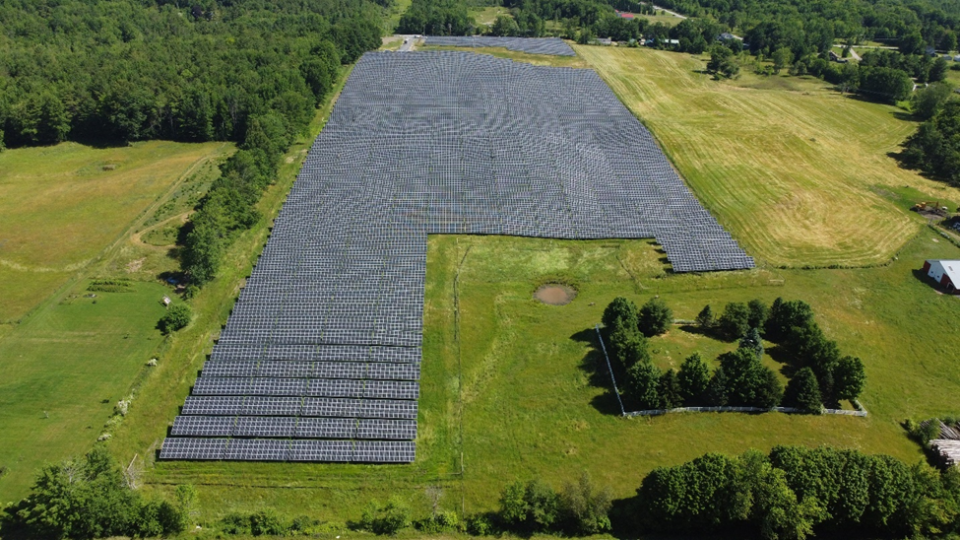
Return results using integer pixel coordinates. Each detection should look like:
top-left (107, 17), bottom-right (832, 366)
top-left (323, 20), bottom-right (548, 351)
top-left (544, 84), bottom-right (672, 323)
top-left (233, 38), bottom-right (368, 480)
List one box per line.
top-left (163, 47), bottom-right (753, 464)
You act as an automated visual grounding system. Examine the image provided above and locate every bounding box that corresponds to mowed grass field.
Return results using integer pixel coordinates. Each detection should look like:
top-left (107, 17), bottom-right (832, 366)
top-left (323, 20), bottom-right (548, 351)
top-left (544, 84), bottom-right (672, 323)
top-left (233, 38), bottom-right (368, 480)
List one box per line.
top-left (0, 141), bottom-right (230, 324)
top-left (575, 45), bottom-right (960, 268)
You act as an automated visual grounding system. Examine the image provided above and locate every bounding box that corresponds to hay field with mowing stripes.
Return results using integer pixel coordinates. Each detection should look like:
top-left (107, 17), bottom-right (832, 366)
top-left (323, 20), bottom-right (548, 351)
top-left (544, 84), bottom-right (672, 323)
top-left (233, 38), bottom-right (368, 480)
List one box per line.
top-left (576, 45), bottom-right (960, 268)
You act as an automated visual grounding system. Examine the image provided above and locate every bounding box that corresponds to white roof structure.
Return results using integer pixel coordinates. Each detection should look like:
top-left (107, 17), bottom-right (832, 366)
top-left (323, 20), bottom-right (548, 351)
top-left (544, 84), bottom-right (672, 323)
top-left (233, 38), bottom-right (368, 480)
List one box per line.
top-left (929, 260), bottom-right (960, 285)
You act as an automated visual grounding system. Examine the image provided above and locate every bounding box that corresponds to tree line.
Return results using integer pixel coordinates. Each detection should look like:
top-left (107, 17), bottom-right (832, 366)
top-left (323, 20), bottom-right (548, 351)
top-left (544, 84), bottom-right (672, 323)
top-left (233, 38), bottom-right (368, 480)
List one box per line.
top-left (6, 445), bottom-right (956, 539)
top-left (601, 296), bottom-right (865, 413)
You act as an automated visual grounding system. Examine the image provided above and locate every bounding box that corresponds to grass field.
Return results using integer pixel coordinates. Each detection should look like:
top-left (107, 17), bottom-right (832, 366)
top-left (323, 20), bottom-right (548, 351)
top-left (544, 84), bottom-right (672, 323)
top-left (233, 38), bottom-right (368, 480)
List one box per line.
top-left (575, 45), bottom-right (960, 268)
top-left (0, 280), bottom-right (186, 499)
top-left (0, 141), bottom-right (230, 323)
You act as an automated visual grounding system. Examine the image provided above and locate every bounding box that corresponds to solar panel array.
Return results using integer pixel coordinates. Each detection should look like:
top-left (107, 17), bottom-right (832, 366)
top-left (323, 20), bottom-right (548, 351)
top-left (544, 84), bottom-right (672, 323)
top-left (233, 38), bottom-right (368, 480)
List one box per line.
top-left (161, 50), bottom-right (752, 463)
top-left (423, 36), bottom-right (576, 56)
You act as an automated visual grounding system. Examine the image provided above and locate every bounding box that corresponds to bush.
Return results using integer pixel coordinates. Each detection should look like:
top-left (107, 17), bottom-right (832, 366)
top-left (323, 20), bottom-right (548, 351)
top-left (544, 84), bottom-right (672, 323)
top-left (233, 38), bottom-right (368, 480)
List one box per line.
top-left (717, 302), bottom-right (751, 341)
top-left (157, 304), bottom-right (192, 335)
top-left (558, 473), bottom-right (612, 535)
top-left (466, 514), bottom-right (495, 535)
top-left (416, 511), bottom-right (460, 533)
top-left (638, 297), bottom-right (672, 337)
top-left (250, 509), bottom-right (288, 536)
top-left (360, 497), bottom-right (410, 535)
top-left (498, 479), bottom-right (559, 532)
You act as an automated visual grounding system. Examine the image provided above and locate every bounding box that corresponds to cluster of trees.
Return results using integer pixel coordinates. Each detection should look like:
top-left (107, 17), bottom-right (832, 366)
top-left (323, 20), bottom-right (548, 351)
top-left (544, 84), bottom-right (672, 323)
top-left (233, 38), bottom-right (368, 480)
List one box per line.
top-left (0, 0), bottom-right (382, 149)
top-left (497, 473), bottom-right (613, 535)
top-left (0, 447), bottom-right (194, 539)
top-left (635, 446), bottom-right (960, 539)
top-left (398, 0), bottom-right (475, 35)
top-left (600, 296), bottom-right (864, 412)
top-left (653, 0), bottom-right (960, 56)
top-left (901, 95), bottom-right (960, 185)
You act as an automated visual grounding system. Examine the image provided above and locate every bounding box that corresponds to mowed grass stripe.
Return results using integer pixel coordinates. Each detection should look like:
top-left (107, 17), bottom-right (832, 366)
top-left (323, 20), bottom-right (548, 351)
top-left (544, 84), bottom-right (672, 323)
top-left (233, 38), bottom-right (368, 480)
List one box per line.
top-left (576, 45), bottom-right (960, 267)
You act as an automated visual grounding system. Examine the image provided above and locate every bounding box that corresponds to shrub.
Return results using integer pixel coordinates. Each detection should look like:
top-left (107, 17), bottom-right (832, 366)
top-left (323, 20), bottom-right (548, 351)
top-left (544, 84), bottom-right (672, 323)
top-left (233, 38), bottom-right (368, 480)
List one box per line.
top-left (558, 473), bottom-right (612, 535)
top-left (360, 497), bottom-right (410, 535)
top-left (416, 510), bottom-right (460, 533)
top-left (717, 302), bottom-right (751, 341)
top-left (638, 297), bottom-right (672, 337)
top-left (157, 304), bottom-right (192, 335)
top-left (498, 479), bottom-right (559, 532)
top-left (783, 367), bottom-right (822, 413)
top-left (250, 509), bottom-right (288, 536)
top-left (466, 514), bottom-right (495, 535)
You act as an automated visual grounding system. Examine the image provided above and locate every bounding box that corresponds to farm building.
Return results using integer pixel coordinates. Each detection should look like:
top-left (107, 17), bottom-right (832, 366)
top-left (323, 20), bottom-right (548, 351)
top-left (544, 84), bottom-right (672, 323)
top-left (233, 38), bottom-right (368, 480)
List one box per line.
top-left (922, 259), bottom-right (960, 293)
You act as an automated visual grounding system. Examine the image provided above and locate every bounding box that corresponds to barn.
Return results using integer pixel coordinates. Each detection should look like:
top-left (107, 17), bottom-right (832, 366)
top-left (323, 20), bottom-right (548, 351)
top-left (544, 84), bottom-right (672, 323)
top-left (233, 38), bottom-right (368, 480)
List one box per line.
top-left (922, 259), bottom-right (960, 293)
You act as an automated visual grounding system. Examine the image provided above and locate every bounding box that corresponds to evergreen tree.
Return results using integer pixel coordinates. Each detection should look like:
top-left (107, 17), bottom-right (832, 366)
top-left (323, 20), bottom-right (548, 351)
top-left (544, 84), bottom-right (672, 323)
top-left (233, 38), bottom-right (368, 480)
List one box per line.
top-left (638, 297), bottom-right (672, 337)
top-left (658, 369), bottom-right (683, 409)
top-left (705, 366), bottom-right (729, 406)
top-left (834, 356), bottom-right (866, 401)
top-left (678, 353), bottom-right (711, 405)
top-left (627, 360), bottom-right (662, 410)
top-left (783, 367), bottom-right (822, 413)
top-left (695, 304), bottom-right (715, 330)
top-left (718, 302), bottom-right (751, 341)
top-left (747, 299), bottom-right (770, 330)
top-left (602, 297), bottom-right (638, 331)
top-left (739, 327), bottom-right (764, 358)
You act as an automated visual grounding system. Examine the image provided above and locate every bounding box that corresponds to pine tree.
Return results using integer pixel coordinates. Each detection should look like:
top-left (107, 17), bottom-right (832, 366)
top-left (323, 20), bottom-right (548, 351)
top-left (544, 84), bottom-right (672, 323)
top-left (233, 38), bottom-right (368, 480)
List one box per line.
top-left (678, 353), bottom-right (710, 405)
top-left (783, 367), bottom-right (822, 413)
top-left (695, 305), bottom-right (714, 330)
top-left (658, 369), bottom-right (683, 409)
top-left (628, 360), bottom-right (662, 410)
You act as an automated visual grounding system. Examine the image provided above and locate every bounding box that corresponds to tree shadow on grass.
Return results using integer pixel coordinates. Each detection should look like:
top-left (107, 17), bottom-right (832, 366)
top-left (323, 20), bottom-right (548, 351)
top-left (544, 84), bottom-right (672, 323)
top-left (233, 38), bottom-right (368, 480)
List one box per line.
top-left (571, 327), bottom-right (628, 416)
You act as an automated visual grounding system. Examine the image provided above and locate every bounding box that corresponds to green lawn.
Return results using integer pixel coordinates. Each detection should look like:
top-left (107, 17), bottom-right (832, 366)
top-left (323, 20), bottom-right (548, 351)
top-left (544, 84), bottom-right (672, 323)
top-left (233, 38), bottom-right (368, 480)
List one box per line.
top-left (0, 280), bottom-right (180, 499)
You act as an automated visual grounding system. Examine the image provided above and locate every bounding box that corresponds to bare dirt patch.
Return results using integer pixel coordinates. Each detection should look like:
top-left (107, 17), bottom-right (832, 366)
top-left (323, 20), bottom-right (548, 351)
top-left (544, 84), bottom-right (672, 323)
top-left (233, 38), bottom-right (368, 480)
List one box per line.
top-left (534, 284), bottom-right (577, 305)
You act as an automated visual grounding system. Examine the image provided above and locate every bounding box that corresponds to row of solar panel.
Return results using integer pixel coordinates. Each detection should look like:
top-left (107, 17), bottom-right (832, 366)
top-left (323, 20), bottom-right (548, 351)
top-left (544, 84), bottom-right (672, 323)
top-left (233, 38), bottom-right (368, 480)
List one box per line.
top-left (201, 360), bottom-right (420, 380)
top-left (160, 438), bottom-right (415, 462)
top-left (181, 396), bottom-right (418, 419)
top-left (192, 377), bottom-right (420, 400)
top-left (171, 416), bottom-right (416, 440)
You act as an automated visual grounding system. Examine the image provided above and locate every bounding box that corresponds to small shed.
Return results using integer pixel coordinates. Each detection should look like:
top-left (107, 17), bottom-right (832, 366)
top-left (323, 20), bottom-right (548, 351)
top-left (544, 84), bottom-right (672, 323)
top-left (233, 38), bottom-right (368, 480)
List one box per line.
top-left (923, 259), bottom-right (960, 293)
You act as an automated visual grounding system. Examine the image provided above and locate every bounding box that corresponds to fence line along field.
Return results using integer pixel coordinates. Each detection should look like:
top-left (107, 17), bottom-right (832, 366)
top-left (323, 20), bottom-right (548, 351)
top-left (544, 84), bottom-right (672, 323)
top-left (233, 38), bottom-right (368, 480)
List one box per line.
top-left (576, 45), bottom-right (960, 268)
top-left (0, 141), bottom-right (231, 324)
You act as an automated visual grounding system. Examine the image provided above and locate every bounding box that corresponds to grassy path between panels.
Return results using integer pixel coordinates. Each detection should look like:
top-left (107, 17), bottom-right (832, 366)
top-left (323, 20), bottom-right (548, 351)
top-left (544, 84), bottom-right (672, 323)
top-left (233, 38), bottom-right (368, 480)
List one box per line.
top-left (576, 45), bottom-right (960, 268)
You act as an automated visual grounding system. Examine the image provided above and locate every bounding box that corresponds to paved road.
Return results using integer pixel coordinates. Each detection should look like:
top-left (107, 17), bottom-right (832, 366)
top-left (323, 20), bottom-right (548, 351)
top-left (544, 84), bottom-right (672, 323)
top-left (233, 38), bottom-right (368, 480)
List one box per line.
top-left (398, 35), bottom-right (417, 52)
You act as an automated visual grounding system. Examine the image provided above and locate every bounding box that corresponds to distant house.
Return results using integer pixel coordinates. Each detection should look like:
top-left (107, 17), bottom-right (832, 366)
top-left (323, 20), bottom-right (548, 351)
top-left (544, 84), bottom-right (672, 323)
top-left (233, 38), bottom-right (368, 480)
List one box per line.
top-left (954, 55), bottom-right (960, 62)
top-left (923, 259), bottom-right (960, 293)
top-left (925, 46), bottom-right (938, 57)
top-left (718, 32), bottom-right (736, 42)
top-left (828, 50), bottom-right (849, 63)
top-left (596, 37), bottom-right (614, 46)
